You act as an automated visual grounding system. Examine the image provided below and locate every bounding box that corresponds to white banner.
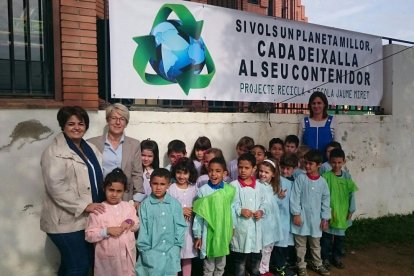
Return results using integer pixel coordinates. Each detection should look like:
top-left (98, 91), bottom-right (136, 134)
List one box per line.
top-left (109, 0), bottom-right (383, 105)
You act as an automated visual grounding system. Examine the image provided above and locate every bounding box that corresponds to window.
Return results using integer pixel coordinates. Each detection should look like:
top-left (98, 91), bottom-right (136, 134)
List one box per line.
top-left (0, 0), bottom-right (54, 98)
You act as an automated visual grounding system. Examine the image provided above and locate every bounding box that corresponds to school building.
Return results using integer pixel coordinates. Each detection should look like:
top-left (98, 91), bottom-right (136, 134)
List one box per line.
top-left (0, 1), bottom-right (414, 275)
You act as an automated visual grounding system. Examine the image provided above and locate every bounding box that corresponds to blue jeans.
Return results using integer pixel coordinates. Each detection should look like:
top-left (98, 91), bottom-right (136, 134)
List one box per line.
top-left (320, 232), bottom-right (345, 261)
top-left (231, 251), bottom-right (262, 276)
top-left (47, 230), bottom-right (92, 276)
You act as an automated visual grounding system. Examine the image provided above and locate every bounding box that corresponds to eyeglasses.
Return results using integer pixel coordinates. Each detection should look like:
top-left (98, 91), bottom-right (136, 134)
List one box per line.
top-left (109, 116), bottom-right (127, 123)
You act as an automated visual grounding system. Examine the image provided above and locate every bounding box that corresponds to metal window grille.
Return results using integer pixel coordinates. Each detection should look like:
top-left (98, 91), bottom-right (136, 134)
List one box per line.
top-left (0, 0), bottom-right (54, 97)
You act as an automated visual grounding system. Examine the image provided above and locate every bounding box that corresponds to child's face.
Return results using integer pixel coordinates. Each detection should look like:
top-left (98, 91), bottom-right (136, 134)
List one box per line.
top-left (141, 149), bottom-right (154, 168)
top-left (284, 142), bottom-right (298, 154)
top-left (270, 143), bottom-right (284, 160)
top-left (175, 169), bottom-right (190, 186)
top-left (105, 182), bottom-right (125, 205)
top-left (258, 164), bottom-right (274, 183)
top-left (195, 149), bottom-right (205, 162)
top-left (203, 152), bottom-right (215, 169)
top-left (150, 176), bottom-right (170, 199)
top-left (236, 146), bottom-right (249, 157)
top-left (168, 151), bottom-right (185, 166)
top-left (208, 163), bottom-right (225, 185)
top-left (325, 146), bottom-right (336, 160)
top-left (251, 147), bottom-right (266, 164)
top-left (281, 166), bottom-right (295, 178)
top-left (305, 160), bottom-right (321, 175)
top-left (238, 160), bottom-right (255, 180)
top-left (330, 157), bottom-right (345, 175)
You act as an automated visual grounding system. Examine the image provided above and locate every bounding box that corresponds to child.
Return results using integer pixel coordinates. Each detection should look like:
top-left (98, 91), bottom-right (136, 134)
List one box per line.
top-left (319, 141), bottom-right (351, 178)
top-left (251, 144), bottom-right (267, 165)
top-left (290, 150), bottom-right (331, 276)
top-left (284, 135), bottom-right (300, 154)
top-left (141, 139), bottom-right (159, 196)
top-left (169, 157), bottom-right (199, 276)
top-left (85, 168), bottom-right (139, 276)
top-left (256, 159), bottom-right (283, 276)
top-left (293, 145), bottom-right (310, 178)
top-left (321, 148), bottom-right (358, 270)
top-left (228, 136), bottom-right (255, 181)
top-left (165, 139), bottom-right (187, 171)
top-left (136, 168), bottom-right (187, 275)
top-left (272, 154), bottom-right (299, 276)
top-left (230, 153), bottom-right (266, 276)
top-left (196, 148), bottom-right (226, 188)
top-left (268, 138), bottom-right (284, 162)
top-left (193, 157), bottom-right (236, 276)
top-left (190, 136), bottom-right (212, 176)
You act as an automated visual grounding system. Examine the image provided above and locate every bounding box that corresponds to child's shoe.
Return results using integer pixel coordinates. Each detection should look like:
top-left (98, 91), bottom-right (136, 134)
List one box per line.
top-left (309, 264), bottom-right (330, 276)
top-left (322, 259), bottom-right (331, 270)
top-left (260, 272), bottom-right (274, 276)
top-left (297, 267), bottom-right (308, 276)
top-left (275, 266), bottom-right (297, 276)
top-left (332, 257), bottom-right (345, 269)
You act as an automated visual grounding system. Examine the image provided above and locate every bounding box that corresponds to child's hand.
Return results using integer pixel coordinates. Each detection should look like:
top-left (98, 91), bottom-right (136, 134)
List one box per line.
top-left (194, 238), bottom-right (202, 250)
top-left (183, 207), bottom-right (193, 221)
top-left (120, 220), bottom-right (134, 231)
top-left (293, 215), bottom-right (302, 226)
top-left (253, 210), bottom-right (264, 220)
top-left (107, 226), bottom-right (124, 237)
top-left (278, 189), bottom-right (287, 199)
top-left (320, 219), bottom-right (329, 231)
top-left (241, 208), bottom-right (253, 219)
top-left (347, 212), bottom-right (353, 220)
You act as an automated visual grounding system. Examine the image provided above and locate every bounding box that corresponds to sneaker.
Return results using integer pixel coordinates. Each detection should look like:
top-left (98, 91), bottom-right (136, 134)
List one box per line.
top-left (260, 272), bottom-right (274, 276)
top-left (322, 259), bottom-right (331, 270)
top-left (297, 268), bottom-right (308, 276)
top-left (310, 264), bottom-right (330, 276)
top-left (275, 266), bottom-right (297, 276)
top-left (332, 257), bottom-right (345, 269)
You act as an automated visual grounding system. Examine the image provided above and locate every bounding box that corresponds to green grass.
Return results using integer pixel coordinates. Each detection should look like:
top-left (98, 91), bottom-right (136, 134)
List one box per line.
top-left (346, 212), bottom-right (414, 249)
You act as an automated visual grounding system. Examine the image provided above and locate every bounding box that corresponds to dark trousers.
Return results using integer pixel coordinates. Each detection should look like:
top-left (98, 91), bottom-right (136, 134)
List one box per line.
top-left (48, 230), bottom-right (93, 276)
top-left (320, 232), bottom-right (345, 261)
top-left (231, 251), bottom-right (262, 276)
top-left (271, 246), bottom-right (287, 268)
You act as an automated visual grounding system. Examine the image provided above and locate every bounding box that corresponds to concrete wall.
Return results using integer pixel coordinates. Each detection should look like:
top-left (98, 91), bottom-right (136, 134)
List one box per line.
top-left (0, 44), bottom-right (413, 275)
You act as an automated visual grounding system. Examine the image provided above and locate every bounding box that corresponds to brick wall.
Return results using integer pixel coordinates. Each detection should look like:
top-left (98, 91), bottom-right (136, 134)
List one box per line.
top-left (61, 0), bottom-right (99, 109)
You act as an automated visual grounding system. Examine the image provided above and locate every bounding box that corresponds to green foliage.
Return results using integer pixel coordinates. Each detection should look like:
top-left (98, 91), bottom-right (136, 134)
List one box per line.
top-left (346, 212), bottom-right (414, 248)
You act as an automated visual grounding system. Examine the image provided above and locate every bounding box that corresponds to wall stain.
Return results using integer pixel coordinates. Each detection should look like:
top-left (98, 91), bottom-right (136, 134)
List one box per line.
top-left (22, 204), bottom-right (34, 212)
top-left (0, 120), bottom-right (53, 151)
top-left (341, 130), bottom-right (348, 142)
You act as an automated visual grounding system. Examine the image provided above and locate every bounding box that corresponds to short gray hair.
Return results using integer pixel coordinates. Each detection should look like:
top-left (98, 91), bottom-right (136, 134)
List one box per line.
top-left (106, 103), bottom-right (130, 123)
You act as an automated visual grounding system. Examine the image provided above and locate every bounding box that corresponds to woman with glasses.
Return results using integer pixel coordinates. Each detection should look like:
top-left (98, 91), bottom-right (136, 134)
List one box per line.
top-left (88, 103), bottom-right (145, 204)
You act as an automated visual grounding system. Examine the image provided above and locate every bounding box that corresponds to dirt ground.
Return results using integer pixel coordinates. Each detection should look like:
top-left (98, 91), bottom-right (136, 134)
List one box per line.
top-left (307, 243), bottom-right (414, 276)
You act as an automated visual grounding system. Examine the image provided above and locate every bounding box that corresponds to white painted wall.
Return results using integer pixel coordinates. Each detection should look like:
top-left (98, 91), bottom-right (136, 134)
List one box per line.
top-left (0, 44), bottom-right (412, 275)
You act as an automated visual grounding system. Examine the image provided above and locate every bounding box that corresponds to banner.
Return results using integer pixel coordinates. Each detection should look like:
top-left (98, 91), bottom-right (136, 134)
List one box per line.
top-left (109, 0), bottom-right (383, 105)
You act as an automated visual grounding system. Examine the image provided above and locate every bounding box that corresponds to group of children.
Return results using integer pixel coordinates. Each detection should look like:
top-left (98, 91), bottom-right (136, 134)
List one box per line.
top-left (85, 135), bottom-right (357, 276)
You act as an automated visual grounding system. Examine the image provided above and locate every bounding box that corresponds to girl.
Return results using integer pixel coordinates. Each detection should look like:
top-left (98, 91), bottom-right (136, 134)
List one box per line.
top-left (251, 144), bottom-right (267, 165)
top-left (197, 148), bottom-right (228, 187)
top-left (190, 136), bottom-right (212, 176)
top-left (169, 157), bottom-right (198, 276)
top-left (268, 138), bottom-right (284, 162)
top-left (85, 168), bottom-right (139, 276)
top-left (256, 159), bottom-right (283, 276)
top-left (140, 139), bottom-right (159, 196)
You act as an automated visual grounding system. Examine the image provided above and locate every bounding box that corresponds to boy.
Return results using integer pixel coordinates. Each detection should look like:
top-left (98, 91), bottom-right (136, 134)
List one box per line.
top-left (165, 139), bottom-right (187, 171)
top-left (193, 157), bottom-right (236, 276)
top-left (284, 135), bottom-right (300, 154)
top-left (230, 153), bottom-right (266, 276)
top-left (290, 150), bottom-right (331, 276)
top-left (321, 148), bottom-right (358, 270)
top-left (319, 141), bottom-right (351, 178)
top-left (228, 136), bottom-right (254, 181)
top-left (293, 145), bottom-right (310, 179)
top-left (271, 154), bottom-right (299, 276)
top-left (136, 168), bottom-right (187, 276)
